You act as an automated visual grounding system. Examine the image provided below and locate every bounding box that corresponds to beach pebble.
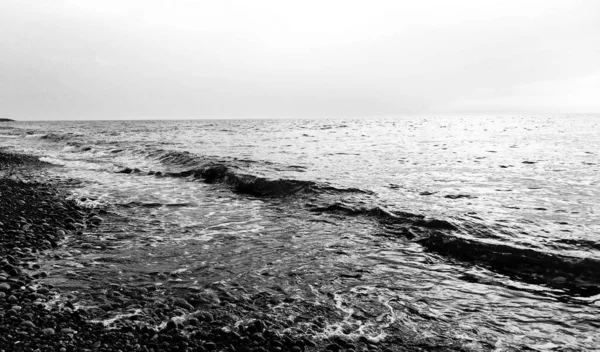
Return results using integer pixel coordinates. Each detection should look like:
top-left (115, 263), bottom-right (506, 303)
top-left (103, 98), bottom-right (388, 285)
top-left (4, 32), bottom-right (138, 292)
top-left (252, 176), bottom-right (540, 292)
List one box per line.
top-left (326, 343), bottom-right (343, 352)
top-left (42, 328), bottom-right (55, 335)
top-left (201, 311), bottom-right (214, 322)
top-left (282, 336), bottom-right (294, 346)
top-left (250, 332), bottom-right (265, 343)
top-left (0, 282), bottom-right (11, 291)
top-left (269, 340), bottom-right (283, 348)
top-left (253, 319), bottom-right (265, 332)
top-left (4, 264), bottom-right (19, 276)
top-left (7, 295), bottom-right (18, 303)
top-left (303, 338), bottom-right (317, 347)
top-left (166, 320), bottom-right (177, 331)
top-left (174, 298), bottom-right (194, 310)
top-left (21, 320), bottom-right (36, 328)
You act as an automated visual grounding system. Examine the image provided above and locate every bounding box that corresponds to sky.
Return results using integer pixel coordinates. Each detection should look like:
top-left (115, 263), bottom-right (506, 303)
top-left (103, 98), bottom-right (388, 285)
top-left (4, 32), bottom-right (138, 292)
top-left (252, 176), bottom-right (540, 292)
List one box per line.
top-left (1, 0), bottom-right (599, 120)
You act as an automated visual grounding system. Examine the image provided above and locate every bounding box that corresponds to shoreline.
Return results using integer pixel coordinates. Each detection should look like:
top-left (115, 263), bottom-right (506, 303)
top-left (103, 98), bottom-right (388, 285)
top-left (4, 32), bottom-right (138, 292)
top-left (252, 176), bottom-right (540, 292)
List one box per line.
top-left (1, 150), bottom-right (311, 352)
top-left (0, 150), bottom-right (470, 352)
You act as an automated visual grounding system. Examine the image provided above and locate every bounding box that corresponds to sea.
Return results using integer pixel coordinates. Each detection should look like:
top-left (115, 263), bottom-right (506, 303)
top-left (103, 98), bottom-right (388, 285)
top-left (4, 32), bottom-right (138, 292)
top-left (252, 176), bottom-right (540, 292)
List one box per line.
top-left (1, 115), bottom-right (599, 351)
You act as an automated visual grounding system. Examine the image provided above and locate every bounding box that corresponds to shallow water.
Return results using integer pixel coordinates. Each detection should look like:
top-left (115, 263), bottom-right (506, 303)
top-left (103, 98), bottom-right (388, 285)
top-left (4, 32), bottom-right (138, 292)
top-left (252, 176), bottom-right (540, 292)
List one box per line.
top-left (1, 115), bottom-right (599, 351)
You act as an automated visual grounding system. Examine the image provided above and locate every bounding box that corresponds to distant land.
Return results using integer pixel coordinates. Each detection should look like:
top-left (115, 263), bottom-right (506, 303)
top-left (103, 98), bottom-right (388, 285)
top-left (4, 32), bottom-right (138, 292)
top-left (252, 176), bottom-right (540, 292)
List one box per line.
top-left (0, 118), bottom-right (15, 121)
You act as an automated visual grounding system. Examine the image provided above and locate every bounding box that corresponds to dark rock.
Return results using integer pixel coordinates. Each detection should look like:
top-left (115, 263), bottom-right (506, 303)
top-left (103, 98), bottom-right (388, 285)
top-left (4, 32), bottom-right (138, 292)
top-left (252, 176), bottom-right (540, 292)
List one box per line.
top-left (117, 167), bottom-right (142, 174)
top-left (166, 320), bottom-right (177, 331)
top-left (246, 324), bottom-right (257, 335)
top-left (253, 319), bottom-right (265, 333)
top-left (444, 194), bottom-right (476, 199)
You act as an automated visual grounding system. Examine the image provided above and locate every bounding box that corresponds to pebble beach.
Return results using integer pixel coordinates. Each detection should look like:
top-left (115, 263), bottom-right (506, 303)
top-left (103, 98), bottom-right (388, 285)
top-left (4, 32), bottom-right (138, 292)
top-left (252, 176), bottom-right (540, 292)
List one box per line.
top-left (1, 150), bottom-right (467, 352)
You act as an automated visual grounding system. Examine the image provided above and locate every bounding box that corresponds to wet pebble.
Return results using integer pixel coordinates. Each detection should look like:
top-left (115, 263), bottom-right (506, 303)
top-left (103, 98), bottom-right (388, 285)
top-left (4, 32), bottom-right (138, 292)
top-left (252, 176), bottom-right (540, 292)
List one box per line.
top-left (174, 298), bottom-right (194, 310)
top-left (204, 341), bottom-right (217, 350)
top-left (325, 343), bottom-right (342, 352)
top-left (21, 320), bottom-right (35, 328)
top-left (282, 336), bottom-right (294, 346)
top-left (166, 320), bottom-right (177, 331)
top-left (303, 338), bottom-right (316, 348)
top-left (270, 340), bottom-right (283, 349)
top-left (250, 332), bottom-right (265, 343)
top-left (201, 311), bottom-right (214, 322)
top-left (253, 319), bottom-right (265, 333)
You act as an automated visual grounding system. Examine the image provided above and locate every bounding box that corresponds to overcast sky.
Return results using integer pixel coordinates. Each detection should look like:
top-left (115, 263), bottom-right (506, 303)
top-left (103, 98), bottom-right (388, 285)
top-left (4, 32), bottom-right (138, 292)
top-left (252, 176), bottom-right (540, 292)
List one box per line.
top-left (1, 0), bottom-right (599, 120)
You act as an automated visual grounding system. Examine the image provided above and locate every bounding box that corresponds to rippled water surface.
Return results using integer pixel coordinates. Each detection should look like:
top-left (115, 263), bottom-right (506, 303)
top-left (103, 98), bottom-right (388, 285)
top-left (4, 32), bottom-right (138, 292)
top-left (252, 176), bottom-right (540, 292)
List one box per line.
top-left (1, 115), bottom-right (599, 351)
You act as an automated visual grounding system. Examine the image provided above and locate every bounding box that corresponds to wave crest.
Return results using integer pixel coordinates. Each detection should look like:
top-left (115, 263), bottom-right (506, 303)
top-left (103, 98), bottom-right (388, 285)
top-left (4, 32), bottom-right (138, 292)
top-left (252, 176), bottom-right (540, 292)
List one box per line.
top-left (162, 164), bottom-right (368, 197)
top-left (310, 201), bottom-right (600, 296)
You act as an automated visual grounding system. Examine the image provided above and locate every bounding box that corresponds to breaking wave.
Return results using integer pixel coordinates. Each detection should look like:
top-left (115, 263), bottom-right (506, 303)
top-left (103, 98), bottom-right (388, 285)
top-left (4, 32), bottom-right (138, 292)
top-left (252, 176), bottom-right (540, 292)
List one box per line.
top-left (127, 149), bottom-right (374, 198)
top-left (309, 201), bottom-right (600, 297)
top-left (27, 142), bottom-right (600, 298)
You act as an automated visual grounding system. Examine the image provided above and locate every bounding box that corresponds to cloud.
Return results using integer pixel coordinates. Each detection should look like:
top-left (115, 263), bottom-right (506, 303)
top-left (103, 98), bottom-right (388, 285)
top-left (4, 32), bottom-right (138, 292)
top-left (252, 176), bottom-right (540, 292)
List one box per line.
top-left (1, 0), bottom-right (599, 119)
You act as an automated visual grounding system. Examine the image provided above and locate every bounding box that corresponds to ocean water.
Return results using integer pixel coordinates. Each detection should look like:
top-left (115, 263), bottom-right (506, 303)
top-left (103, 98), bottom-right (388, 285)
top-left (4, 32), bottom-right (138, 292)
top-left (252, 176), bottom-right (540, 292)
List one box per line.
top-left (1, 115), bottom-right (599, 351)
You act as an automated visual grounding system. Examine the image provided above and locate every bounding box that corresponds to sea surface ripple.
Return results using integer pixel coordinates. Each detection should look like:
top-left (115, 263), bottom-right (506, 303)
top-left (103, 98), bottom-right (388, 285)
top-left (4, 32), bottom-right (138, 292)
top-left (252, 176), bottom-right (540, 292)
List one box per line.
top-left (1, 115), bottom-right (599, 351)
